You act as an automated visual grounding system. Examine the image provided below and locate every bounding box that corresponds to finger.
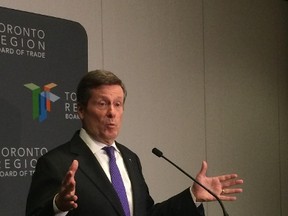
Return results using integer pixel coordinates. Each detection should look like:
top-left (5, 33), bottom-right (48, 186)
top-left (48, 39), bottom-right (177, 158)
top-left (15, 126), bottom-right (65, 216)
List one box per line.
top-left (198, 161), bottom-right (208, 177)
top-left (55, 193), bottom-right (78, 211)
top-left (58, 183), bottom-right (76, 204)
top-left (221, 188), bottom-right (243, 195)
top-left (62, 193), bottom-right (78, 202)
top-left (69, 160), bottom-right (79, 176)
top-left (218, 174), bottom-right (239, 182)
top-left (58, 192), bottom-right (77, 202)
top-left (62, 160), bottom-right (79, 186)
top-left (62, 171), bottom-right (75, 188)
top-left (61, 181), bottom-right (76, 195)
top-left (221, 178), bottom-right (244, 188)
top-left (219, 195), bottom-right (237, 201)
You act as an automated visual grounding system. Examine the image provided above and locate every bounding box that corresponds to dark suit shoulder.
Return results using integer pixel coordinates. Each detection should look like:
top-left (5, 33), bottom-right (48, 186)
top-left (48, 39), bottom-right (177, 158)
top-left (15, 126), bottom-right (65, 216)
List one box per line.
top-left (36, 131), bottom-right (85, 172)
top-left (115, 142), bottom-right (141, 162)
top-left (42, 130), bottom-right (86, 156)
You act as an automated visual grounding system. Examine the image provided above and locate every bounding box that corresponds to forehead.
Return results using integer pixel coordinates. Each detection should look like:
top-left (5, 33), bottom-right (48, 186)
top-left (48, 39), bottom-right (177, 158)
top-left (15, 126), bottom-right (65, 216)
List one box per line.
top-left (91, 85), bottom-right (124, 98)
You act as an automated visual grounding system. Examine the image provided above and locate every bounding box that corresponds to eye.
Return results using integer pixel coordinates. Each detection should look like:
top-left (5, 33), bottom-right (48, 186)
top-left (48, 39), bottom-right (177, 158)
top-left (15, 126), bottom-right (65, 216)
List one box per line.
top-left (114, 101), bottom-right (123, 108)
top-left (96, 100), bottom-right (108, 109)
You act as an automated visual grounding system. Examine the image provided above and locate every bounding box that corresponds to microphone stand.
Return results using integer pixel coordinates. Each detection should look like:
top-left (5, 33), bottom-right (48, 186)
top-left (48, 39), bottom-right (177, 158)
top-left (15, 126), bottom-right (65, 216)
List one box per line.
top-left (152, 148), bottom-right (229, 216)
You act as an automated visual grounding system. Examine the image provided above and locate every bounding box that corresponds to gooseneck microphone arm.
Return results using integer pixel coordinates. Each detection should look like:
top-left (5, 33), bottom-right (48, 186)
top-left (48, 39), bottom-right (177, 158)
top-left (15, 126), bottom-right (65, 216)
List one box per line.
top-left (152, 148), bottom-right (229, 216)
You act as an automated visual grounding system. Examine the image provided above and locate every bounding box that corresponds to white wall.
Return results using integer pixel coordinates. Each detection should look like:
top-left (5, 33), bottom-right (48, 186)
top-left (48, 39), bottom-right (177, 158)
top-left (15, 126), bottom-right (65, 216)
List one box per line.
top-left (1, 1), bottom-right (287, 216)
top-left (203, 1), bottom-right (288, 215)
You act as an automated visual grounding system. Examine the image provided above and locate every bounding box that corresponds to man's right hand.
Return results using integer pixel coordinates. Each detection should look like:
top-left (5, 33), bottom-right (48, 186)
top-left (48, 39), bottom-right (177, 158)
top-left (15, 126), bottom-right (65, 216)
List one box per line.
top-left (55, 160), bottom-right (79, 211)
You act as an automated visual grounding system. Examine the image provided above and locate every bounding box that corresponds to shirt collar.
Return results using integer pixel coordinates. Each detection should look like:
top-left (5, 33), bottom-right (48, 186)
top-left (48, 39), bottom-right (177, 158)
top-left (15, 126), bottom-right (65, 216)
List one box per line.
top-left (79, 128), bottom-right (119, 154)
top-left (79, 128), bottom-right (120, 154)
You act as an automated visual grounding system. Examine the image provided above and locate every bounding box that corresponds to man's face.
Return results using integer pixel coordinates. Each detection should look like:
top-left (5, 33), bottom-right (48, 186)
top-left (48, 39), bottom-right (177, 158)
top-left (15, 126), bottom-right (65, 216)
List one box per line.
top-left (78, 85), bottom-right (124, 145)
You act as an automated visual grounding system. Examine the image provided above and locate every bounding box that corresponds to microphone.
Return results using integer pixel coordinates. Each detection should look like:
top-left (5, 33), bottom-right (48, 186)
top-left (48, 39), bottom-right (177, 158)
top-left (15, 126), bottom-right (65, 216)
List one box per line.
top-left (152, 148), bottom-right (229, 216)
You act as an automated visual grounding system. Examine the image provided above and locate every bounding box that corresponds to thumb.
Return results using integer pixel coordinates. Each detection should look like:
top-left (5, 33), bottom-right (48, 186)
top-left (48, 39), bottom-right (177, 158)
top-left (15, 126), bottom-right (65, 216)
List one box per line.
top-left (69, 160), bottom-right (79, 176)
top-left (198, 160), bottom-right (208, 177)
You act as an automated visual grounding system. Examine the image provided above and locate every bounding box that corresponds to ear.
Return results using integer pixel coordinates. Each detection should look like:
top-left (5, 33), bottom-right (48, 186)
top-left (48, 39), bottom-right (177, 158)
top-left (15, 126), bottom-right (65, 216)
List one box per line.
top-left (77, 104), bottom-right (85, 120)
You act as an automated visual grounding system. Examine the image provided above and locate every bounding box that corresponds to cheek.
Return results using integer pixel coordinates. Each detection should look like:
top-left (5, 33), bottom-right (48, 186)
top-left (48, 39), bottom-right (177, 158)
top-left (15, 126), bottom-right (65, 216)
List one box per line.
top-left (118, 115), bottom-right (123, 123)
top-left (115, 113), bottom-right (123, 124)
top-left (88, 112), bottom-right (103, 124)
top-left (81, 109), bottom-right (103, 125)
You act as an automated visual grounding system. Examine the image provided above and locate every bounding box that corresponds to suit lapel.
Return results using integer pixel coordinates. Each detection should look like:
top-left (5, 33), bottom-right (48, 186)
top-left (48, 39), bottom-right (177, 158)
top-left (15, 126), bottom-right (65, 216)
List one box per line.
top-left (69, 133), bottom-right (125, 216)
top-left (117, 143), bottom-right (144, 216)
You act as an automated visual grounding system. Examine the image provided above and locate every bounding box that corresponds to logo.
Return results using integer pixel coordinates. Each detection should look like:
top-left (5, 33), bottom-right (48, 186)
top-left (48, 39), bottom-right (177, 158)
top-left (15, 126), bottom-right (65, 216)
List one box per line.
top-left (24, 83), bottom-right (60, 122)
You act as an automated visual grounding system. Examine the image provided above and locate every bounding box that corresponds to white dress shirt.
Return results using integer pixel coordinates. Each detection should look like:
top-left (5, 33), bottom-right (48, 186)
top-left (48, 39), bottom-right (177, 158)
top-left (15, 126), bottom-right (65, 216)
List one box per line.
top-left (53, 128), bottom-right (133, 216)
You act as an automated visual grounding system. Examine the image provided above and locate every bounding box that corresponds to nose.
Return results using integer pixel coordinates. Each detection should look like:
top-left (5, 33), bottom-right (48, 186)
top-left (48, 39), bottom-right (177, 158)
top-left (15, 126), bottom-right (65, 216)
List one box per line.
top-left (106, 104), bottom-right (116, 118)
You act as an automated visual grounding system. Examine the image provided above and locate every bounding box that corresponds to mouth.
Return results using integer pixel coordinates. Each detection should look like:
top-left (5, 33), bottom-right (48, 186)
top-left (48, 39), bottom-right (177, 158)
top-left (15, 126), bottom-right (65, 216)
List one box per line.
top-left (106, 123), bottom-right (116, 128)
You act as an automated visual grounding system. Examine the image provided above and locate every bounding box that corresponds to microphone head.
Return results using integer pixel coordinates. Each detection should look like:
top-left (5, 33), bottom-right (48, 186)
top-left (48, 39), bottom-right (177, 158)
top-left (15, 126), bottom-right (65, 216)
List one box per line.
top-left (152, 148), bottom-right (163, 157)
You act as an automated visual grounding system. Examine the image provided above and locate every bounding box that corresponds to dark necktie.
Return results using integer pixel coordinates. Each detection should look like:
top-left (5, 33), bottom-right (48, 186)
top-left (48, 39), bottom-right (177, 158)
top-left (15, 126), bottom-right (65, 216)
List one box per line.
top-left (103, 146), bottom-right (130, 216)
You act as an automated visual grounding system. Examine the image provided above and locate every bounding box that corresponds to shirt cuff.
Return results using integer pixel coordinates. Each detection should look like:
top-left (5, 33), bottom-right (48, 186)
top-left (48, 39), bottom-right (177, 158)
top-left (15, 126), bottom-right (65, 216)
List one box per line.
top-left (53, 194), bottom-right (69, 216)
top-left (189, 186), bottom-right (202, 207)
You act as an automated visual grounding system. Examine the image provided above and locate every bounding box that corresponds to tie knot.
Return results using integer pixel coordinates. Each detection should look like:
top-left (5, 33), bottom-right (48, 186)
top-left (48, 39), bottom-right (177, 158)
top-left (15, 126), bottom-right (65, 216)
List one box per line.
top-left (103, 146), bottom-right (115, 159)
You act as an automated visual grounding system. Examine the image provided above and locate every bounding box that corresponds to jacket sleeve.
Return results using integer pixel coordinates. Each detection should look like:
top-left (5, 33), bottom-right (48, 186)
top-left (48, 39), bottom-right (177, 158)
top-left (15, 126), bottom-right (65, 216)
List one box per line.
top-left (26, 154), bottom-right (70, 216)
top-left (151, 188), bottom-right (205, 216)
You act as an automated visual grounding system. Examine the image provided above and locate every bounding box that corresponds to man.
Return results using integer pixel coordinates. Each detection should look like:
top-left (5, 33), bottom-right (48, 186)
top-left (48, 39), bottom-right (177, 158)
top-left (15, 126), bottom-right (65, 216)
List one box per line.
top-left (26, 70), bottom-right (243, 216)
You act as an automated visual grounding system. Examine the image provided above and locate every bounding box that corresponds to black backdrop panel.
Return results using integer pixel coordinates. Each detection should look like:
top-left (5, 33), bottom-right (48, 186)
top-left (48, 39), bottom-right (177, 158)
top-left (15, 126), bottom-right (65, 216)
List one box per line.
top-left (0, 7), bottom-right (88, 215)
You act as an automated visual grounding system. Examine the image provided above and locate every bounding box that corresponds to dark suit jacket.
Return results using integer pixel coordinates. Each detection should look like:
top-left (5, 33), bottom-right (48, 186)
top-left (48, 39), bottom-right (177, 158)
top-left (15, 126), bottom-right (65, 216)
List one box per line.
top-left (26, 131), bottom-right (205, 216)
